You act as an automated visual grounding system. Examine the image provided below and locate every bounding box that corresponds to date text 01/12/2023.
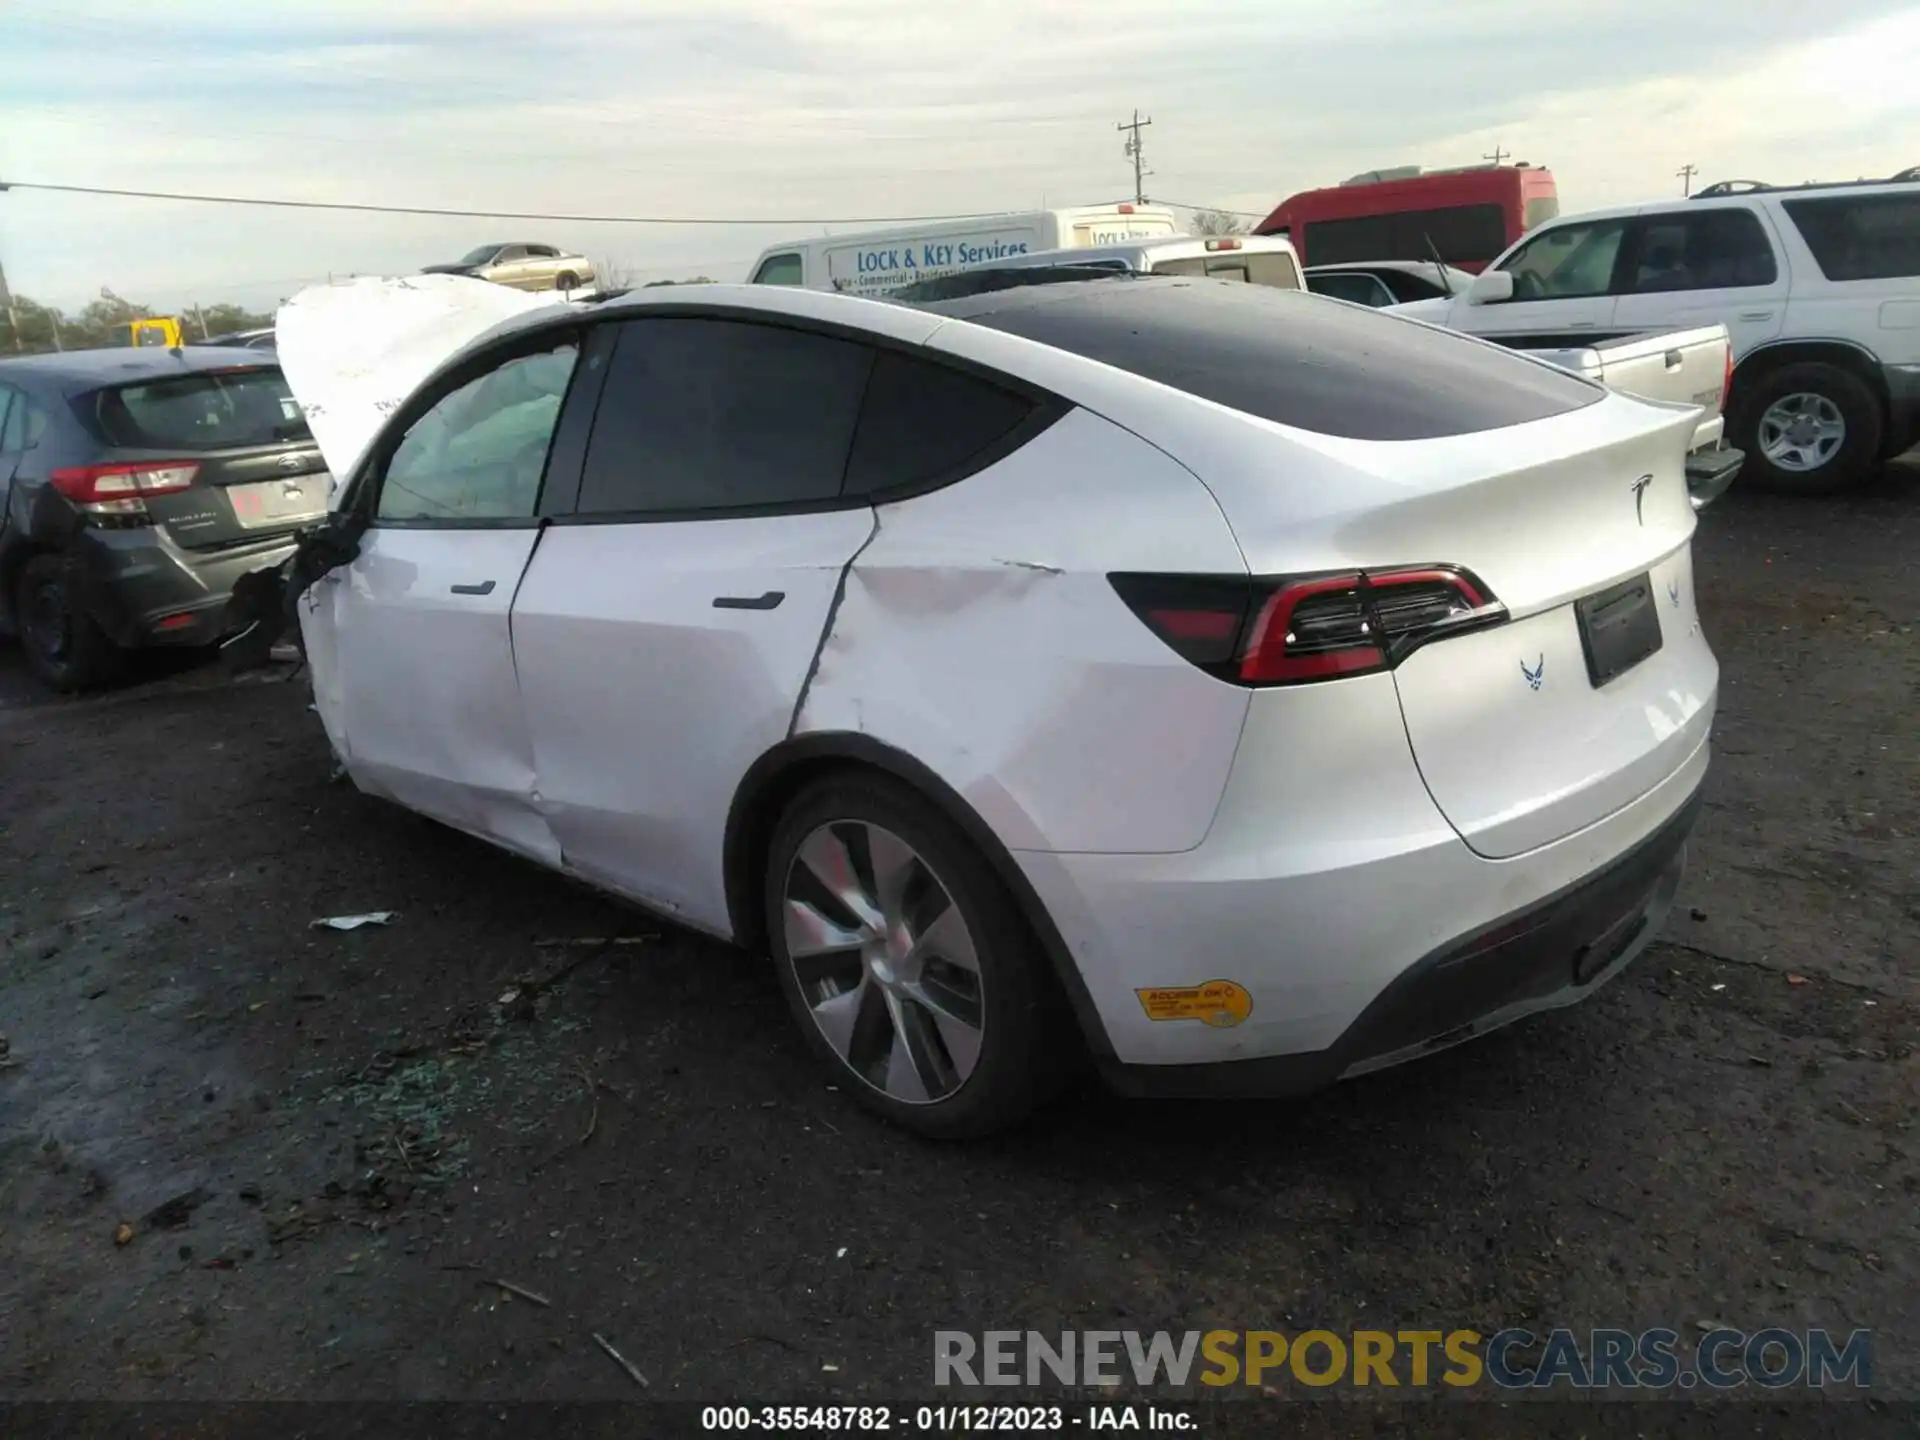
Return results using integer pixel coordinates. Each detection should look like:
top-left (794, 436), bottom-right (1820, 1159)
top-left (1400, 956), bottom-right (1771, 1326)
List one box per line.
top-left (700, 1405), bottom-right (1196, 1432)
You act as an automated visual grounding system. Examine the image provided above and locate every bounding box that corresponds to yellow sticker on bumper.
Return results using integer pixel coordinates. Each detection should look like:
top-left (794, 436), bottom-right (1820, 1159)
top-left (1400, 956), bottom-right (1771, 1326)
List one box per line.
top-left (1135, 980), bottom-right (1253, 1028)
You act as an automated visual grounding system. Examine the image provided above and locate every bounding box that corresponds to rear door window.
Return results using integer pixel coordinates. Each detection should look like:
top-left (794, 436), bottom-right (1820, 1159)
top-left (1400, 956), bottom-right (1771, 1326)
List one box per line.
top-left (88, 368), bottom-right (312, 450)
top-left (1624, 208), bottom-right (1778, 291)
top-left (575, 317), bottom-right (873, 515)
top-left (843, 350), bottom-right (1039, 496)
top-left (1783, 194), bottom-right (1920, 281)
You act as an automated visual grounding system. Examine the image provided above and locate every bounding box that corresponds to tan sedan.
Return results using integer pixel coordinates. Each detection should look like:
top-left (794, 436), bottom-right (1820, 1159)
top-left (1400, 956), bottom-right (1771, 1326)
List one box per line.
top-left (422, 242), bottom-right (595, 292)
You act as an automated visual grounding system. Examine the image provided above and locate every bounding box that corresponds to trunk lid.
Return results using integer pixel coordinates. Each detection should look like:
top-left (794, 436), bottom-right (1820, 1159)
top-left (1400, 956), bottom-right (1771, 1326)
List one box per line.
top-left (1152, 398), bottom-right (1716, 858)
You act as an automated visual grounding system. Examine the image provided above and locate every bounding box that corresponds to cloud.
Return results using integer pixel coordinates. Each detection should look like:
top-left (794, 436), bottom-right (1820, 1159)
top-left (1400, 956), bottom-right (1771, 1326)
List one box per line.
top-left (2, 0), bottom-right (1916, 310)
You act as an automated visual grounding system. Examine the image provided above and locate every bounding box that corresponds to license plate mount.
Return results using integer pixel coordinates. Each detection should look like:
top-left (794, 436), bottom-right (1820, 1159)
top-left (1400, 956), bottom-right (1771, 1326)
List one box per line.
top-left (1575, 572), bottom-right (1663, 688)
top-left (229, 474), bottom-right (331, 530)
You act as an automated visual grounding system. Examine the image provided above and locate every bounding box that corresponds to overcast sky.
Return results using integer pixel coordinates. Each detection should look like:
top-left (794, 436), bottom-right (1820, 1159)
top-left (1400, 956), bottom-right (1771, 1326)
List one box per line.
top-left (3, 0), bottom-right (1916, 312)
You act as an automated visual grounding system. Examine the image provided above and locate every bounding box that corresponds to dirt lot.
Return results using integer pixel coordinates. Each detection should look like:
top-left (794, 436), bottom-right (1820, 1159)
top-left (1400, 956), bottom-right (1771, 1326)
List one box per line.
top-left (1, 463), bottom-right (1915, 1418)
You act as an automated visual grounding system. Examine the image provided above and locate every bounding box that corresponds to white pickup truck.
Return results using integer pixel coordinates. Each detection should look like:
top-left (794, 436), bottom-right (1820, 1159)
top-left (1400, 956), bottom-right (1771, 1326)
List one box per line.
top-left (1485, 324), bottom-right (1741, 509)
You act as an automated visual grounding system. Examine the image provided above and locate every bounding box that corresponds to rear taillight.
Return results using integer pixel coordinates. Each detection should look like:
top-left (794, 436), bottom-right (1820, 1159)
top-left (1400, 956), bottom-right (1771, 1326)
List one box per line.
top-left (50, 461), bottom-right (200, 515)
top-left (1110, 567), bottom-right (1503, 686)
top-left (1204, 238), bottom-right (1243, 251)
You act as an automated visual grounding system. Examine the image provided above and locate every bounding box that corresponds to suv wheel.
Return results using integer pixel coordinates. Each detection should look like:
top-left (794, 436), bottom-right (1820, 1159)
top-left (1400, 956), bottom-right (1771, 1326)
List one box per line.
top-left (765, 772), bottom-right (1052, 1139)
top-left (1734, 362), bottom-right (1884, 495)
top-left (17, 554), bottom-right (124, 692)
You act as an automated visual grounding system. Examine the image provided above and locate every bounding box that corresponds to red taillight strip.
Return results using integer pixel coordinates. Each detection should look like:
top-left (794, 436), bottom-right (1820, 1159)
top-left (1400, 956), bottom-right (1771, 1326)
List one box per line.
top-left (1240, 567), bottom-right (1496, 685)
top-left (49, 460), bottom-right (201, 504)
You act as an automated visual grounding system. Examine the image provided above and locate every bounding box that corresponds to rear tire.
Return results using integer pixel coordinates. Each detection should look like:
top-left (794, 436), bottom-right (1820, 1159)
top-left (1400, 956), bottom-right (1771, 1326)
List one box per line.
top-left (1732, 362), bottom-right (1883, 495)
top-left (555, 271), bottom-right (579, 293)
top-left (765, 772), bottom-right (1053, 1139)
top-left (16, 554), bottom-right (125, 693)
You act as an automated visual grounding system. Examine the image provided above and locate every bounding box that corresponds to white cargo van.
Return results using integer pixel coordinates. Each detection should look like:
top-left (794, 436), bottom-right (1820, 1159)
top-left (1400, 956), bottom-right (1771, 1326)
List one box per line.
top-left (746, 205), bottom-right (1182, 296)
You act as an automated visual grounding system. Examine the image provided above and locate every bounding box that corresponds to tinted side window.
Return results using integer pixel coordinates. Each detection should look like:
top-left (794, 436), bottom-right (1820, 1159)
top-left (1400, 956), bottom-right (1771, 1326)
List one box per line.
top-left (576, 318), bottom-right (873, 515)
top-left (753, 253), bottom-right (804, 285)
top-left (1784, 194), bottom-right (1920, 281)
top-left (1501, 219), bottom-right (1628, 300)
top-left (843, 351), bottom-right (1036, 496)
top-left (1305, 205), bottom-right (1507, 267)
top-left (1307, 272), bottom-right (1394, 306)
top-left (378, 345), bottom-right (578, 522)
top-left (1626, 209), bottom-right (1778, 291)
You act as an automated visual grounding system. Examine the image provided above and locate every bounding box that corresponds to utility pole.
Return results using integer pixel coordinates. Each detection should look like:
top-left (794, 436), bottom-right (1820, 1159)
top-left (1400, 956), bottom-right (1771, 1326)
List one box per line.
top-left (1117, 110), bottom-right (1153, 204)
top-left (0, 259), bottom-right (19, 354)
top-left (191, 303), bottom-right (209, 340)
top-left (1482, 144), bottom-right (1510, 166)
top-left (1678, 163), bottom-right (1698, 196)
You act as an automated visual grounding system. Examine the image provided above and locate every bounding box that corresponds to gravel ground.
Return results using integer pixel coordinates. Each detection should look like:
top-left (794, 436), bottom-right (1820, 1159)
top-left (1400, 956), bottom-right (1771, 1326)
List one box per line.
top-left (0, 462), bottom-right (1915, 1422)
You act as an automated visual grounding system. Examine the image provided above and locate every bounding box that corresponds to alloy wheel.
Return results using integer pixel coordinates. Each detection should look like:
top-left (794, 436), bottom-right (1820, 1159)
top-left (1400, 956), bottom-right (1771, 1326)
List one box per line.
top-left (782, 819), bottom-right (985, 1104)
top-left (1758, 392), bottom-right (1846, 474)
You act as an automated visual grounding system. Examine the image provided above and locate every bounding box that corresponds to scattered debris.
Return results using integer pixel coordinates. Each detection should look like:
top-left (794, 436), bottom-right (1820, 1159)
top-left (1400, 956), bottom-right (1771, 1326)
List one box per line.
top-left (822, 1363), bottom-right (841, 1373)
top-left (1787, 974), bottom-right (1809, 987)
top-left (142, 1188), bottom-right (210, 1229)
top-left (535, 935), bottom-right (656, 948)
top-left (1710, 983), bottom-right (1727, 993)
top-left (311, 912), bottom-right (398, 932)
top-left (114, 1223), bottom-right (134, 1246)
top-left (836, 1247), bottom-right (848, 1259)
top-left (1688, 907), bottom-right (1709, 922)
top-left (593, 1332), bottom-right (650, 1389)
top-left (488, 1278), bottom-right (552, 1309)
top-left (1746, 1055), bottom-right (1773, 1068)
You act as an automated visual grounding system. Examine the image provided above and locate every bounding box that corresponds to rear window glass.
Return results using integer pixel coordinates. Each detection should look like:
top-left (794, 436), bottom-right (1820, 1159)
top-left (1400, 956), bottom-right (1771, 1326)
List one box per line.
top-left (1152, 253), bottom-right (1301, 288)
top-left (923, 278), bottom-right (1604, 440)
top-left (89, 368), bottom-right (310, 450)
top-left (1783, 194), bottom-right (1920, 281)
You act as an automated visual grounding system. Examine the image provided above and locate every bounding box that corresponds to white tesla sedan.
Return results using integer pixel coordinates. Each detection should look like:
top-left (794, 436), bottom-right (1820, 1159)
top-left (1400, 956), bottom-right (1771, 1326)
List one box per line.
top-left (265, 273), bottom-right (1717, 1138)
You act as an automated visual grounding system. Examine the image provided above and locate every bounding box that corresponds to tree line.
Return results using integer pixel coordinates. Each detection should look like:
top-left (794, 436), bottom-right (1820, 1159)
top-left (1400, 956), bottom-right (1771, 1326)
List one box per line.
top-left (2, 288), bottom-right (276, 356)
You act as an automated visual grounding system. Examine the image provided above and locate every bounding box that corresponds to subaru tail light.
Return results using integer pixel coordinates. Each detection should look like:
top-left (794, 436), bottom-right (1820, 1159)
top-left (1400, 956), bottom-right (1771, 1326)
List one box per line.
top-left (49, 461), bottom-right (201, 516)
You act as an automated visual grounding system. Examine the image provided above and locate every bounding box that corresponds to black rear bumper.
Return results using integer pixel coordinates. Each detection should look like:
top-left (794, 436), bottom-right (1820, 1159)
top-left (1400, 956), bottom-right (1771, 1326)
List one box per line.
top-left (1685, 446), bottom-right (1744, 510)
top-left (68, 528), bottom-right (301, 648)
top-left (1101, 782), bottom-right (1704, 1100)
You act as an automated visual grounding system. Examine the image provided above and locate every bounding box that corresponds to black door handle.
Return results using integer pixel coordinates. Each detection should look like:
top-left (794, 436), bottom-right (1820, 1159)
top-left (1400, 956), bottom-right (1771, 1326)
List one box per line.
top-left (712, 591), bottom-right (785, 610)
top-left (450, 580), bottom-right (496, 596)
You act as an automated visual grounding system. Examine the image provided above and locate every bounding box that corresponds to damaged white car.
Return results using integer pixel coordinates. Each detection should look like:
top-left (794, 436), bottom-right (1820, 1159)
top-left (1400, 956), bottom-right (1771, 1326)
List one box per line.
top-left (238, 270), bottom-right (1717, 1138)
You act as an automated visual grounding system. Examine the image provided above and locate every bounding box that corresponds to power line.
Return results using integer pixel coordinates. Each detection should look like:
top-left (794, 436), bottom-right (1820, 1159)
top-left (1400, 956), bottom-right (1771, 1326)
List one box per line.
top-left (0, 179), bottom-right (1033, 228)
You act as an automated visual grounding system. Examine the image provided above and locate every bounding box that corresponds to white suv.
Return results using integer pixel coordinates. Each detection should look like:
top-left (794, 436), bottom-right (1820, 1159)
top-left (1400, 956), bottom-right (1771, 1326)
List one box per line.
top-left (1391, 172), bottom-right (1920, 493)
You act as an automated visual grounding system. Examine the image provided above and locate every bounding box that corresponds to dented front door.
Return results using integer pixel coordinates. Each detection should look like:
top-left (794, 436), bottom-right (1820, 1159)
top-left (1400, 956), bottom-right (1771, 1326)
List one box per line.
top-left (329, 526), bottom-right (559, 865)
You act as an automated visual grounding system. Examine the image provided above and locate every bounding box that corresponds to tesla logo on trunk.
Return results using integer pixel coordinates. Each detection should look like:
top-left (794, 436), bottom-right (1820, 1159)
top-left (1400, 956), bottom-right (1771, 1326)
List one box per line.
top-left (1631, 473), bottom-right (1653, 524)
top-left (1521, 655), bottom-right (1545, 690)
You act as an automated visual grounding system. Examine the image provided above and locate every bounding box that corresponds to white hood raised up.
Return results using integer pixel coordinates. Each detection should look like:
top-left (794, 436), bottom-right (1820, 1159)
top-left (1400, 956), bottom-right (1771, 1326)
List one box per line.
top-left (275, 274), bottom-right (564, 494)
